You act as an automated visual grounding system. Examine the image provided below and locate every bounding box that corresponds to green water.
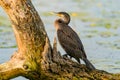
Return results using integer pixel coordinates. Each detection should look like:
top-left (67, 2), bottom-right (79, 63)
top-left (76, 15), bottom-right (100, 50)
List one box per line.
top-left (0, 0), bottom-right (120, 79)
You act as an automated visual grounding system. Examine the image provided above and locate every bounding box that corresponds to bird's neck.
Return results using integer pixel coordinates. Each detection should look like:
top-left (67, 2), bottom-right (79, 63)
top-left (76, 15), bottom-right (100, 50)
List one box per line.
top-left (63, 17), bottom-right (70, 25)
top-left (54, 19), bottom-right (68, 30)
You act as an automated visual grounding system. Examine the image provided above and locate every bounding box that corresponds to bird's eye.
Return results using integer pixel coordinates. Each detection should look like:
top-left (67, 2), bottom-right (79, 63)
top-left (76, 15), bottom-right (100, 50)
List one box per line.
top-left (58, 20), bottom-right (62, 23)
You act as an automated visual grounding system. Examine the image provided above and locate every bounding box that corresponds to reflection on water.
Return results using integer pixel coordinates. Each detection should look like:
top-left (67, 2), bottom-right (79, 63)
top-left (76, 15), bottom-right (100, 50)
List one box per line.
top-left (0, 0), bottom-right (120, 79)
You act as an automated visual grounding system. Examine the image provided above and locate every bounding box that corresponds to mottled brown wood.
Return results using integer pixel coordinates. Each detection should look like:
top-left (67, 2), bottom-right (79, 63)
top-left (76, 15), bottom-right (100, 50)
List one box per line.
top-left (0, 0), bottom-right (52, 79)
top-left (0, 0), bottom-right (120, 80)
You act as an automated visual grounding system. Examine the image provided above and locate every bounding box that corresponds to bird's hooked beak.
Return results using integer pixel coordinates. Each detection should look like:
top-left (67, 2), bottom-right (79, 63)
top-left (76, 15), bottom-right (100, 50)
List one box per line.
top-left (50, 12), bottom-right (63, 17)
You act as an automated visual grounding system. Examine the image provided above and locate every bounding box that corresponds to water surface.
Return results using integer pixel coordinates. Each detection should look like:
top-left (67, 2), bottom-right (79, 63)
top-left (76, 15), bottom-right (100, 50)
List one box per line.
top-left (0, 0), bottom-right (120, 79)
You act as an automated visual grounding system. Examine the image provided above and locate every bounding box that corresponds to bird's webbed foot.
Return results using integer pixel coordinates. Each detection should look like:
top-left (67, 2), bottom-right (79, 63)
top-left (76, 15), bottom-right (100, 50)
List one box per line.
top-left (63, 54), bottom-right (73, 60)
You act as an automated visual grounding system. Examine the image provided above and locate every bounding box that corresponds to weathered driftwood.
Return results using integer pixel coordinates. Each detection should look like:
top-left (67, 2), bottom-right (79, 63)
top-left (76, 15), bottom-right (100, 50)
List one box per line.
top-left (0, 0), bottom-right (120, 80)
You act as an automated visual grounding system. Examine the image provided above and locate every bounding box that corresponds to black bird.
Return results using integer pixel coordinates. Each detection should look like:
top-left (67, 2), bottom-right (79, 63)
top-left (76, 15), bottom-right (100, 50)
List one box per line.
top-left (53, 12), bottom-right (95, 70)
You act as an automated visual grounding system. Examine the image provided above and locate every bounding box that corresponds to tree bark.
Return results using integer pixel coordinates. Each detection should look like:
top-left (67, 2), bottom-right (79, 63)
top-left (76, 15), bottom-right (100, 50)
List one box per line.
top-left (0, 0), bottom-right (120, 80)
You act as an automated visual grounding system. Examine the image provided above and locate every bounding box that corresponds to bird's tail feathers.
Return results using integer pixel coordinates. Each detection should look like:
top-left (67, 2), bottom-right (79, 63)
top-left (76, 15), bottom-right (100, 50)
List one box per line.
top-left (83, 58), bottom-right (96, 70)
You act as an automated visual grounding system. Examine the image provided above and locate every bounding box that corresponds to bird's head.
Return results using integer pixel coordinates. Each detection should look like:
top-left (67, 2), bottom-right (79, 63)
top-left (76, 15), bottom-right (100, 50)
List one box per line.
top-left (55, 12), bottom-right (68, 18)
top-left (51, 11), bottom-right (71, 24)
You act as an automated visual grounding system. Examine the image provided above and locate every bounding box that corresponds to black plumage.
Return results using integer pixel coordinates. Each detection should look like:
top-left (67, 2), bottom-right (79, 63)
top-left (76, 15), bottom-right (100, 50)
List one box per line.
top-left (53, 12), bottom-right (95, 70)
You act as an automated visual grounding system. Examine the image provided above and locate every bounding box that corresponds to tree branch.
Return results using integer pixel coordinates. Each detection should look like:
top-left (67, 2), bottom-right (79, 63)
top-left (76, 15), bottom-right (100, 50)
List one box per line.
top-left (0, 0), bottom-right (50, 79)
top-left (0, 52), bottom-right (25, 79)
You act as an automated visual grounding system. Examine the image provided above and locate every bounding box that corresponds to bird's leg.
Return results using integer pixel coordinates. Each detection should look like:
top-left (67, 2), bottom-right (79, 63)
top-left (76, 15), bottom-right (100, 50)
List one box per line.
top-left (76, 58), bottom-right (81, 64)
top-left (70, 56), bottom-right (72, 59)
top-left (63, 54), bottom-right (68, 57)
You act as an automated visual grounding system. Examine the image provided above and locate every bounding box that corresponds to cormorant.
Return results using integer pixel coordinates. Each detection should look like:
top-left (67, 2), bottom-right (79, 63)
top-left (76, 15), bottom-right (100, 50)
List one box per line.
top-left (53, 12), bottom-right (95, 70)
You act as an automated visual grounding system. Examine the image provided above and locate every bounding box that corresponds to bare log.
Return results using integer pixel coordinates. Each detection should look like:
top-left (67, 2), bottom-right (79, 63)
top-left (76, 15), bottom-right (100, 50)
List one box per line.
top-left (0, 0), bottom-right (120, 80)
